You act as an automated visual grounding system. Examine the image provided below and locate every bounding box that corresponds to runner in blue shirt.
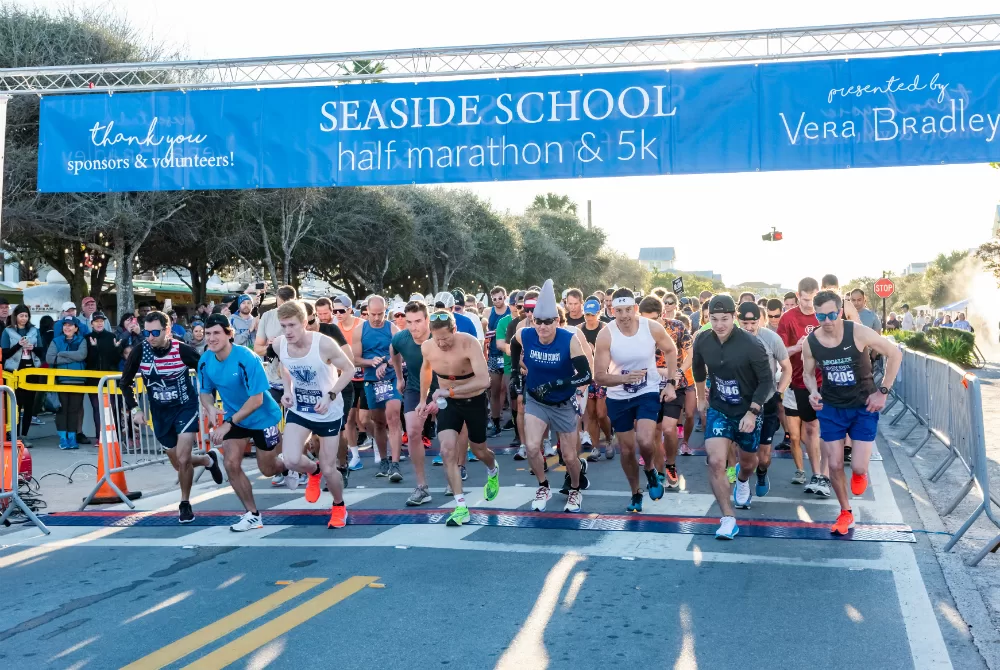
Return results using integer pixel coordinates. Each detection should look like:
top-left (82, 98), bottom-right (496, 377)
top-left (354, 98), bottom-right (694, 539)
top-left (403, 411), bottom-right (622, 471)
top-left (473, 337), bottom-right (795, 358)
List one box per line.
top-left (198, 313), bottom-right (284, 532)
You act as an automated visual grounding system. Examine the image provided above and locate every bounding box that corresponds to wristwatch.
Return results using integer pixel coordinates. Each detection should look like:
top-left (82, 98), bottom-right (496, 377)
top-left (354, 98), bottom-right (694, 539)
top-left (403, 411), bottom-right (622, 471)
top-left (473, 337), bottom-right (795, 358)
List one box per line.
top-left (666, 379), bottom-right (677, 386)
top-left (327, 390), bottom-right (338, 401)
top-left (878, 386), bottom-right (891, 395)
top-left (748, 405), bottom-right (761, 416)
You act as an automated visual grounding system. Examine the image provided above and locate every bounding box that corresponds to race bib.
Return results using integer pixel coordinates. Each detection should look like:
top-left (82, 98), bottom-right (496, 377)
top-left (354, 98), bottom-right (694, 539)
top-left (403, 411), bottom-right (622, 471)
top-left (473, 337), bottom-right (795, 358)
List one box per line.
top-left (714, 377), bottom-right (742, 405)
top-left (295, 388), bottom-right (323, 414)
top-left (492, 355), bottom-right (505, 369)
top-left (353, 366), bottom-right (364, 381)
top-left (825, 365), bottom-right (857, 387)
top-left (373, 379), bottom-right (395, 403)
top-left (622, 369), bottom-right (647, 394)
top-left (263, 424), bottom-right (281, 449)
top-left (152, 388), bottom-right (180, 403)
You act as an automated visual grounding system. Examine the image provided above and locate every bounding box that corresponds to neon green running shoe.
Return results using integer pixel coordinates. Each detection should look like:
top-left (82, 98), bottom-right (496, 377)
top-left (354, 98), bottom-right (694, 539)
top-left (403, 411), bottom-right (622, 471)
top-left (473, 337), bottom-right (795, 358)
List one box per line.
top-left (726, 466), bottom-right (737, 485)
top-left (484, 465), bottom-right (500, 502)
top-left (446, 506), bottom-right (470, 527)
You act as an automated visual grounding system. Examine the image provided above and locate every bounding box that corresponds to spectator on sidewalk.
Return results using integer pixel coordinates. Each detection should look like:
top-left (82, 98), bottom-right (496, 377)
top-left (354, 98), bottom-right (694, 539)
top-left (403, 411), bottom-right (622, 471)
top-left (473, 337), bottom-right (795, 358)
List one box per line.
top-left (886, 312), bottom-right (901, 330)
top-left (186, 321), bottom-right (207, 354)
top-left (86, 312), bottom-right (119, 441)
top-left (80, 297), bottom-right (98, 329)
top-left (0, 297), bottom-right (10, 329)
top-left (900, 304), bottom-right (915, 331)
top-left (2, 304), bottom-right (43, 446)
top-left (46, 316), bottom-right (88, 450)
top-left (941, 315), bottom-right (954, 328)
top-left (60, 301), bottom-right (90, 336)
top-left (115, 313), bottom-right (143, 352)
top-left (38, 315), bottom-right (55, 351)
top-left (953, 313), bottom-right (973, 332)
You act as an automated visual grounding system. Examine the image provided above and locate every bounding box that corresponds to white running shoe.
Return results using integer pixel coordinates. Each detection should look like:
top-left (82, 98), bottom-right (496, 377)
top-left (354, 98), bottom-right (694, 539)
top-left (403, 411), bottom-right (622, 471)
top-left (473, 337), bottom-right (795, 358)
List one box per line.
top-left (230, 511), bottom-right (263, 532)
top-left (531, 485), bottom-right (552, 511)
top-left (348, 453), bottom-right (363, 470)
top-left (271, 473), bottom-right (286, 487)
top-left (514, 445), bottom-right (528, 460)
top-left (285, 471), bottom-right (301, 491)
top-left (543, 440), bottom-right (557, 457)
top-left (580, 431), bottom-right (592, 447)
top-left (715, 515), bottom-right (739, 540)
top-left (815, 476), bottom-right (832, 498)
top-left (734, 478), bottom-right (752, 509)
top-left (678, 442), bottom-right (694, 456)
top-left (564, 489), bottom-right (583, 512)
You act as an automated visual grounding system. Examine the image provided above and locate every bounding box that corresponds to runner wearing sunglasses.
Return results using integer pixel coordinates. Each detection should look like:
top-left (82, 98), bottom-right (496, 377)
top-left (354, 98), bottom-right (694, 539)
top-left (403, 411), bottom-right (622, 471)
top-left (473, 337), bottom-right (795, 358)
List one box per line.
top-left (120, 311), bottom-right (223, 524)
top-left (485, 286), bottom-right (511, 438)
top-left (802, 291), bottom-right (901, 535)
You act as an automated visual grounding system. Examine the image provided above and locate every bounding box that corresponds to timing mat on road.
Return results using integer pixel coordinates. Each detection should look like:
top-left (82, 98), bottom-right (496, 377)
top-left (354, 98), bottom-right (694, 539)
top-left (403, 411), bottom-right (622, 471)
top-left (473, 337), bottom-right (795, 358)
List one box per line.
top-left (41, 508), bottom-right (915, 542)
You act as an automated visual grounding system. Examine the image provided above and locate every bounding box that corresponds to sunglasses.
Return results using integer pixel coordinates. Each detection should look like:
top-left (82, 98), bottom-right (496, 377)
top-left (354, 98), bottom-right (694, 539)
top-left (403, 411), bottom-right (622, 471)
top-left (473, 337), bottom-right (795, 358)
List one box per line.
top-left (430, 313), bottom-right (451, 322)
top-left (816, 311), bottom-right (839, 322)
top-left (515, 304), bottom-right (524, 309)
top-left (142, 329), bottom-right (162, 338)
top-left (534, 317), bottom-right (556, 326)
top-left (333, 308), bottom-right (347, 315)
top-left (492, 295), bottom-right (506, 301)
top-left (308, 317), bottom-right (317, 325)
top-left (523, 308), bottom-right (534, 314)
top-left (664, 300), bottom-right (676, 306)
top-left (768, 312), bottom-right (782, 319)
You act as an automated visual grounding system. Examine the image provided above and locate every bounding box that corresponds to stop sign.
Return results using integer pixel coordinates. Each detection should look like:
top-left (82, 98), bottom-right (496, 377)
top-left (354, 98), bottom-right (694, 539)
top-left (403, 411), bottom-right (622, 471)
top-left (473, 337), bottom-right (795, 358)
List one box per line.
top-left (873, 278), bottom-right (895, 299)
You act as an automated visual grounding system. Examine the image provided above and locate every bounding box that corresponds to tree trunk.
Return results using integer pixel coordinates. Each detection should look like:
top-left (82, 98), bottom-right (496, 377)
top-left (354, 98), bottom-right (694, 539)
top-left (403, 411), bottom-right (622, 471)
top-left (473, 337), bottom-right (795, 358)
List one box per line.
top-left (90, 260), bottom-right (109, 303)
top-left (190, 265), bottom-right (207, 306)
top-left (114, 248), bottom-right (136, 321)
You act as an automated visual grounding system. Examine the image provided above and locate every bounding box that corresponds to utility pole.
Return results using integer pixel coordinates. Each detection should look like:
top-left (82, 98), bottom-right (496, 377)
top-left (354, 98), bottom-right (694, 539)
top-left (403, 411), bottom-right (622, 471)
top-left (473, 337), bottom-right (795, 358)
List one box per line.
top-left (587, 200), bottom-right (592, 230)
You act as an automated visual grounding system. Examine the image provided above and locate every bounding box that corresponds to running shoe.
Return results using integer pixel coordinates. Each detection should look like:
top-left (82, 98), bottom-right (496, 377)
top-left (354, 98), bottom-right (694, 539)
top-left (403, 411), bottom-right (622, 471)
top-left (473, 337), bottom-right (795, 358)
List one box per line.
top-left (755, 469), bottom-right (770, 497)
top-left (206, 448), bottom-right (224, 485)
top-left (578, 457), bottom-right (590, 489)
top-left (376, 458), bottom-right (391, 478)
top-left (726, 466), bottom-right (737, 485)
top-left (844, 446), bottom-right (853, 464)
top-left (285, 470), bottom-right (301, 491)
top-left (406, 485), bottom-right (432, 506)
top-left (422, 436), bottom-right (432, 448)
top-left (503, 419), bottom-right (515, 431)
top-left (638, 455), bottom-right (645, 467)
top-left (446, 506), bottom-right (471, 527)
top-left (508, 437), bottom-right (521, 449)
top-left (792, 469), bottom-right (807, 485)
top-left (321, 476), bottom-right (328, 492)
top-left (230, 511), bottom-right (263, 532)
top-left (830, 509), bottom-right (855, 536)
top-left (305, 469), bottom-right (323, 503)
top-left (461, 465), bottom-right (468, 481)
top-left (327, 504), bottom-right (348, 529)
top-left (444, 483), bottom-right (455, 496)
top-left (486, 424), bottom-right (502, 439)
top-left (679, 442), bottom-right (694, 456)
top-left (348, 455), bottom-right (363, 471)
top-left (389, 462), bottom-right (403, 483)
top-left (467, 449), bottom-right (479, 462)
top-left (531, 485), bottom-right (552, 511)
top-left (647, 469), bottom-right (664, 501)
top-left (804, 474), bottom-right (819, 493)
top-left (775, 435), bottom-right (792, 451)
top-left (677, 425), bottom-right (684, 438)
top-left (544, 440), bottom-right (557, 457)
top-left (564, 489), bottom-right (583, 513)
top-left (560, 473), bottom-right (571, 496)
top-left (581, 431), bottom-right (593, 447)
top-left (484, 466), bottom-right (500, 501)
top-left (178, 501), bottom-right (194, 524)
top-left (733, 477), bottom-right (752, 509)
top-left (586, 447), bottom-right (602, 462)
top-left (604, 446), bottom-right (616, 460)
top-left (271, 473), bottom-right (286, 487)
top-left (432, 455), bottom-right (444, 466)
top-left (851, 472), bottom-right (869, 496)
top-left (338, 466), bottom-right (349, 489)
top-left (664, 464), bottom-right (680, 489)
top-left (627, 492), bottom-right (643, 513)
top-left (514, 445), bottom-right (528, 461)
top-left (715, 516), bottom-right (739, 540)
top-left (402, 431), bottom-right (408, 445)
top-left (30, 416), bottom-right (44, 426)
top-left (815, 476), bottom-right (832, 498)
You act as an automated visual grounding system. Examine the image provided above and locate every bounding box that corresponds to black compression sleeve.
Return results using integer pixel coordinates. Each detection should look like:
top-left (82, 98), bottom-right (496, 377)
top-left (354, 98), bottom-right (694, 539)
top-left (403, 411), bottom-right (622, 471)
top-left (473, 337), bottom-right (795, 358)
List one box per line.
top-left (569, 354), bottom-right (592, 387)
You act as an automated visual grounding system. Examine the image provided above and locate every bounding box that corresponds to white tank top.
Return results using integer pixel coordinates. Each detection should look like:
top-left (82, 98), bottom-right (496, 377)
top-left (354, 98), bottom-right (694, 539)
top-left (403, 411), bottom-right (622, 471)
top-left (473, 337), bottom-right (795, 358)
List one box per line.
top-left (280, 333), bottom-right (344, 422)
top-left (607, 317), bottom-right (660, 400)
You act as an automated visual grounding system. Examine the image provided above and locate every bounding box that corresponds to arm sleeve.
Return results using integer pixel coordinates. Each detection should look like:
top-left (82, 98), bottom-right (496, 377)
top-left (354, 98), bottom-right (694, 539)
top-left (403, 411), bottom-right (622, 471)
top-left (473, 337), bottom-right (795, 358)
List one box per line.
top-left (509, 336), bottom-right (523, 380)
top-left (691, 337), bottom-right (707, 383)
top-left (119, 344), bottom-right (144, 411)
top-left (177, 342), bottom-right (202, 369)
top-left (749, 338), bottom-right (774, 407)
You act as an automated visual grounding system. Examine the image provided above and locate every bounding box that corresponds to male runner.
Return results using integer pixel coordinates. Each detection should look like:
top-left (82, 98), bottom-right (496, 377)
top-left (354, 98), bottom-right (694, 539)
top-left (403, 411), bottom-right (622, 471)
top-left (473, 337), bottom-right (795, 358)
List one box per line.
top-left (594, 288), bottom-right (678, 513)
top-left (358, 295), bottom-right (405, 480)
top-left (331, 295), bottom-right (371, 471)
top-left (661, 292), bottom-right (697, 455)
top-left (692, 296), bottom-right (773, 539)
top-left (485, 286), bottom-right (511, 438)
top-left (639, 295), bottom-right (691, 490)
top-left (783, 292), bottom-right (798, 313)
top-left (777, 277), bottom-right (829, 496)
top-left (581, 295), bottom-right (613, 461)
top-left (765, 299), bottom-right (783, 332)
top-left (122, 311), bottom-right (223, 524)
top-left (274, 301), bottom-right (355, 529)
top-left (512, 281), bottom-right (592, 512)
top-left (198, 314), bottom-right (285, 532)
top-left (416, 311), bottom-right (499, 526)
top-left (495, 291), bottom-right (523, 447)
top-left (802, 291), bottom-right (901, 534)
top-left (737, 302), bottom-right (792, 497)
top-left (564, 288), bottom-right (586, 327)
top-left (391, 300), bottom-right (434, 506)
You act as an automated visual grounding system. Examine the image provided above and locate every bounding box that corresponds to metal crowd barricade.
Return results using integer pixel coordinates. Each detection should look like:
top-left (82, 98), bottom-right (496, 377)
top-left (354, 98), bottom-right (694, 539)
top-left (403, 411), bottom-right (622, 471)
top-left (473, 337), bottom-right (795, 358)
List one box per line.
top-left (80, 372), bottom-right (210, 509)
top-left (0, 385), bottom-right (49, 533)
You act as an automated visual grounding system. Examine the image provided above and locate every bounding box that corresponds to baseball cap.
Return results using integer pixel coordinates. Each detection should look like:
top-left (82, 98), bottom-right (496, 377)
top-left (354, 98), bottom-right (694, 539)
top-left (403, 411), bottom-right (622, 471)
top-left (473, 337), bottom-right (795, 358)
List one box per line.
top-left (434, 292), bottom-right (456, 309)
top-left (0, 297), bottom-right (8, 306)
top-left (61, 301), bottom-right (76, 312)
top-left (91, 311), bottom-right (107, 322)
top-left (523, 297), bottom-right (538, 311)
top-left (451, 288), bottom-right (466, 305)
top-left (738, 302), bottom-right (761, 321)
top-left (709, 295), bottom-right (737, 314)
top-left (408, 293), bottom-right (425, 303)
top-left (391, 302), bottom-right (406, 316)
top-left (59, 315), bottom-right (77, 325)
top-left (81, 296), bottom-right (96, 306)
top-left (205, 313), bottom-right (231, 330)
top-left (584, 297), bottom-right (602, 314)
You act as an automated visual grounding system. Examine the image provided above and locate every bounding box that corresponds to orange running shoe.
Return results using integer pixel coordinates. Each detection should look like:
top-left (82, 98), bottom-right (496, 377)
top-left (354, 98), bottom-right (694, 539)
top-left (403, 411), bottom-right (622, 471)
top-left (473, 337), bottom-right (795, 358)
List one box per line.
top-left (402, 432), bottom-right (408, 445)
top-left (327, 504), bottom-right (348, 529)
top-left (851, 473), bottom-right (868, 496)
top-left (305, 471), bottom-right (323, 504)
top-left (831, 510), bottom-right (855, 535)
top-left (422, 436), bottom-right (432, 448)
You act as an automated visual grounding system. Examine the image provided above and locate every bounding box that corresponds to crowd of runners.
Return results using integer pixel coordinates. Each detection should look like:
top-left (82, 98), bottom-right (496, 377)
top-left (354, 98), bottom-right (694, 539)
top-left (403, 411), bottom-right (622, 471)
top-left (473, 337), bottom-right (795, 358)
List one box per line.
top-left (118, 273), bottom-right (900, 539)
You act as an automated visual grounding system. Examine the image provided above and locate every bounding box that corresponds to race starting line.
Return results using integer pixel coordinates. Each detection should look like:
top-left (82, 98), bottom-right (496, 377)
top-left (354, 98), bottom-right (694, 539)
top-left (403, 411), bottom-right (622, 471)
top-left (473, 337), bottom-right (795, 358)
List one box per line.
top-left (41, 508), bottom-right (914, 542)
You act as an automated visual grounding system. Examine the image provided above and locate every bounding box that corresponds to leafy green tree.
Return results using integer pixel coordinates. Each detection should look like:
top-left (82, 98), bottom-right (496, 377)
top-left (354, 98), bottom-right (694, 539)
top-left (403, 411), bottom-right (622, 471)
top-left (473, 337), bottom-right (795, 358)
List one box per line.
top-left (529, 193), bottom-right (577, 215)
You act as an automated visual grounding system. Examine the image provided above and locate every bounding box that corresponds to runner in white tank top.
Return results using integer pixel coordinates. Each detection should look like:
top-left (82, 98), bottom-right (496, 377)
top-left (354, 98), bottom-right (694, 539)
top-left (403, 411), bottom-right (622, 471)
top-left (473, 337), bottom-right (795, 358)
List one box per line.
top-left (273, 302), bottom-right (355, 530)
top-left (606, 317), bottom-right (661, 400)
top-left (281, 333), bottom-right (344, 422)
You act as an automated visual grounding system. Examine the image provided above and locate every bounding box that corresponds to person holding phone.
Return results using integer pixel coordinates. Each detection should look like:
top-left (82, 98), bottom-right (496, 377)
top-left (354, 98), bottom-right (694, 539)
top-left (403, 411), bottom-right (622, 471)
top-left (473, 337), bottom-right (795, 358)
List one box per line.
top-left (2, 305), bottom-right (43, 445)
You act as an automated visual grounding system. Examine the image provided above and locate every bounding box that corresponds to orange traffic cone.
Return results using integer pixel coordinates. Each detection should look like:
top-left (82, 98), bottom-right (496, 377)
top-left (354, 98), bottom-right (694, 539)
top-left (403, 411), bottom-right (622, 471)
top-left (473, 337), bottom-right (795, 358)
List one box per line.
top-left (88, 392), bottom-right (141, 505)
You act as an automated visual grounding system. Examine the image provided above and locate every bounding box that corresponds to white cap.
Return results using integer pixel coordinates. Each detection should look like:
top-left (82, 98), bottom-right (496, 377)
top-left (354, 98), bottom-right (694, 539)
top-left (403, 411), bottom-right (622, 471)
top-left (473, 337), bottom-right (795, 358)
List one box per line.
top-left (408, 293), bottom-right (425, 303)
top-left (61, 301), bottom-right (76, 312)
top-left (434, 292), bottom-right (456, 309)
top-left (391, 301), bottom-right (406, 316)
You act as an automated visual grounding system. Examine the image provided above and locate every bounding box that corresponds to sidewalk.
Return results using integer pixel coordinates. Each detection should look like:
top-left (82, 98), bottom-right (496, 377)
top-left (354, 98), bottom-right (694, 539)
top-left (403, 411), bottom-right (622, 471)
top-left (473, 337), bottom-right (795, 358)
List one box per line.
top-left (881, 360), bottom-right (1000, 669)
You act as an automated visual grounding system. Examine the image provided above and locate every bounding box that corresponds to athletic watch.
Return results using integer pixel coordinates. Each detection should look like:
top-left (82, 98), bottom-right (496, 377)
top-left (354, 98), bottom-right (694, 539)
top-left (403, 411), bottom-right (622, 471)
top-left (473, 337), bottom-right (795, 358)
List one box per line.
top-left (327, 390), bottom-right (338, 401)
top-left (748, 405), bottom-right (761, 416)
top-left (878, 386), bottom-right (891, 395)
top-left (666, 379), bottom-right (677, 386)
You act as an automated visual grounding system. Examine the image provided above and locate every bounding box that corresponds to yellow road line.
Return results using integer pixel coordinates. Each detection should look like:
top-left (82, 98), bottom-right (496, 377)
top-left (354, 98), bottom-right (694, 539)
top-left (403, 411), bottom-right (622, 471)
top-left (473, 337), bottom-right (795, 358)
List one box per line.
top-left (180, 576), bottom-right (378, 670)
top-left (121, 578), bottom-right (327, 670)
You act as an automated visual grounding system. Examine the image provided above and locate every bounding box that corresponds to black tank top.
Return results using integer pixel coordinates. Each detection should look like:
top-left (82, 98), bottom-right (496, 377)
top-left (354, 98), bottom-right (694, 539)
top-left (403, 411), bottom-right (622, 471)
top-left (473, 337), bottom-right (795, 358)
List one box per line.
top-left (807, 321), bottom-right (875, 408)
top-left (581, 321), bottom-right (603, 349)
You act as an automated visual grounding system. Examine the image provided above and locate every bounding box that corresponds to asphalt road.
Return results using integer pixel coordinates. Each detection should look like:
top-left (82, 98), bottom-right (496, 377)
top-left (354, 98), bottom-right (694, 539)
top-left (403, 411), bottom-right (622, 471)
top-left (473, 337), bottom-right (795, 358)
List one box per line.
top-left (0, 423), bottom-right (987, 669)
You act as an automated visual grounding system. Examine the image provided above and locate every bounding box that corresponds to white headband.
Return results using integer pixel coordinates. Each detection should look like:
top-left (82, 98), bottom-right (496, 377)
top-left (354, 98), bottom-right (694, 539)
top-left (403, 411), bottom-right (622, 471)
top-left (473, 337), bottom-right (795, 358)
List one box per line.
top-left (612, 297), bottom-right (635, 307)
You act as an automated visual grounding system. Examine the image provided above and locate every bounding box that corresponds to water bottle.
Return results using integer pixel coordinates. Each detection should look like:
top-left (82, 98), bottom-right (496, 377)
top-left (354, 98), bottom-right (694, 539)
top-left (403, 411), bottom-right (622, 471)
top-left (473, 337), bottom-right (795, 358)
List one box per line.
top-left (436, 397), bottom-right (448, 410)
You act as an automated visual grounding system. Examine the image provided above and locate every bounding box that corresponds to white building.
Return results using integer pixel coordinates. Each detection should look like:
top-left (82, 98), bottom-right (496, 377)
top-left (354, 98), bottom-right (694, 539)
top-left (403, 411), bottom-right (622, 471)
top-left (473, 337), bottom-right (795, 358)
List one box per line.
top-left (637, 247), bottom-right (676, 272)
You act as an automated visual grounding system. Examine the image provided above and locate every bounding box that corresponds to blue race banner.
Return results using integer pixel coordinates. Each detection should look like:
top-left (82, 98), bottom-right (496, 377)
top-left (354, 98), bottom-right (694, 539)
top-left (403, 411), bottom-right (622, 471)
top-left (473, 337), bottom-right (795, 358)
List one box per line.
top-left (37, 49), bottom-right (1000, 192)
